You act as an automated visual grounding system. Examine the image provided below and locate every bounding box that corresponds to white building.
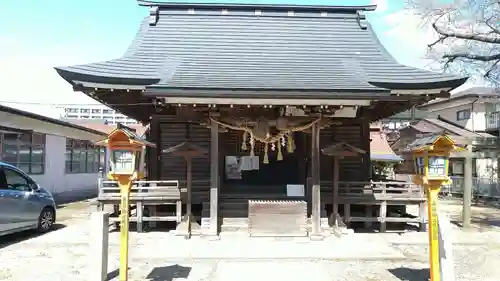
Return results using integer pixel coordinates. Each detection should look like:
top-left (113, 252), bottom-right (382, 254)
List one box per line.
top-left (59, 104), bottom-right (137, 125)
top-left (0, 104), bottom-right (107, 202)
top-left (417, 87), bottom-right (500, 133)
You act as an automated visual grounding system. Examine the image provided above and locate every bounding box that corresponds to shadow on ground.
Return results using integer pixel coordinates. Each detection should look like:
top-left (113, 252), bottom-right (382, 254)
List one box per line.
top-left (388, 267), bottom-right (429, 281)
top-left (106, 264), bottom-right (191, 281)
top-left (451, 217), bottom-right (500, 229)
top-left (0, 223), bottom-right (66, 250)
top-left (349, 221), bottom-right (421, 234)
top-left (147, 264), bottom-right (192, 281)
top-left (56, 197), bottom-right (96, 209)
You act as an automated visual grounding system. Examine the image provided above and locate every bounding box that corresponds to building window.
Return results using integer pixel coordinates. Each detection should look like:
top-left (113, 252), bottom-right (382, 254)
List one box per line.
top-left (0, 133), bottom-right (45, 174)
top-left (65, 139), bottom-right (104, 173)
top-left (80, 109), bottom-right (90, 114)
top-left (456, 109), bottom-right (471, 121)
top-left (66, 108), bottom-right (78, 113)
top-left (91, 109), bottom-right (101, 114)
top-left (103, 109), bottom-right (114, 114)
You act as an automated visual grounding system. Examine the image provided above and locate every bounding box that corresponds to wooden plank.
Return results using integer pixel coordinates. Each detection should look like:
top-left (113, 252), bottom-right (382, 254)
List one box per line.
top-left (419, 202), bottom-right (427, 231)
top-left (332, 157), bottom-right (340, 224)
top-left (365, 205), bottom-right (373, 228)
top-left (176, 200), bottom-right (182, 223)
top-left (379, 201), bottom-right (387, 232)
top-left (97, 199), bottom-right (180, 205)
top-left (344, 182), bottom-right (351, 227)
top-left (348, 217), bottom-right (422, 223)
top-left (110, 216), bottom-right (178, 222)
top-left (136, 201), bottom-right (143, 232)
top-left (98, 195), bottom-right (181, 201)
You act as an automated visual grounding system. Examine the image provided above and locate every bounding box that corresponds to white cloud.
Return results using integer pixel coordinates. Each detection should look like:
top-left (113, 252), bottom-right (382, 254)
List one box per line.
top-left (383, 9), bottom-right (438, 64)
top-left (372, 0), bottom-right (388, 13)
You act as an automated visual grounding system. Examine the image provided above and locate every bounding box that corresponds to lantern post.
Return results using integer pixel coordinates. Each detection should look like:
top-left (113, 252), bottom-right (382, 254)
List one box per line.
top-left (95, 124), bottom-right (155, 281)
top-left (407, 134), bottom-right (463, 281)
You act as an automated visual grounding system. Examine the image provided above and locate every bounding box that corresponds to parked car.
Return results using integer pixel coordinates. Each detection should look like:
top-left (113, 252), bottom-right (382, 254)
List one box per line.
top-left (0, 162), bottom-right (56, 236)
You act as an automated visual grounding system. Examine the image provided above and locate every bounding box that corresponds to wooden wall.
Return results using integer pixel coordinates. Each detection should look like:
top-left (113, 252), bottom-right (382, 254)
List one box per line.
top-left (317, 123), bottom-right (370, 182)
top-left (147, 116), bottom-right (371, 203)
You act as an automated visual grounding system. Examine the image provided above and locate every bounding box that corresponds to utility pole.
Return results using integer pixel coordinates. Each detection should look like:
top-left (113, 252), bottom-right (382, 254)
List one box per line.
top-left (462, 143), bottom-right (473, 228)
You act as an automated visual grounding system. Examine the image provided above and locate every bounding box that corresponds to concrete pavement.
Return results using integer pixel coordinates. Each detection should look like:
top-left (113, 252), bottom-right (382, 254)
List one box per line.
top-left (1, 197), bottom-right (500, 280)
top-left (1, 219), bottom-right (500, 281)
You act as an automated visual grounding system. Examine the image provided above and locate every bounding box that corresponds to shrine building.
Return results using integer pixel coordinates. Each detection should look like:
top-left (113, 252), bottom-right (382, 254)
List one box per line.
top-left (55, 2), bottom-right (467, 237)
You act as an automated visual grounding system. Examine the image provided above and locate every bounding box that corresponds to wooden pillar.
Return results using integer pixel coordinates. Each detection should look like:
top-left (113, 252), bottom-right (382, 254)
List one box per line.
top-left (310, 122), bottom-right (323, 239)
top-left (147, 115), bottom-right (160, 180)
top-left (360, 118), bottom-right (371, 181)
top-left (332, 156), bottom-right (340, 225)
top-left (379, 185), bottom-right (387, 232)
top-left (462, 143), bottom-right (473, 228)
top-left (208, 119), bottom-right (220, 238)
top-left (186, 157), bottom-right (193, 237)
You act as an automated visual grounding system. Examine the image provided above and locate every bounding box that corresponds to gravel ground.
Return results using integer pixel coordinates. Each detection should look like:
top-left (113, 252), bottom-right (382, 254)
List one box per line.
top-left (0, 198), bottom-right (499, 281)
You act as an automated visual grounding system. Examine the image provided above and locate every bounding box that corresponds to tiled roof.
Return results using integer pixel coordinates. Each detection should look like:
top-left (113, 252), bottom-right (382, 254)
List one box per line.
top-left (409, 117), bottom-right (495, 140)
top-left (370, 131), bottom-right (402, 162)
top-left (67, 121), bottom-right (148, 137)
top-left (408, 121), bottom-right (443, 134)
top-left (421, 87), bottom-right (500, 107)
top-left (55, 3), bottom-right (466, 96)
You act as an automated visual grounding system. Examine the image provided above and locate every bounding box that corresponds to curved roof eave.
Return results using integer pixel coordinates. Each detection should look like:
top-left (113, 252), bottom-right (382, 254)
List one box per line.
top-left (364, 22), bottom-right (469, 92)
top-left (54, 66), bottom-right (159, 90)
top-left (136, 1), bottom-right (378, 12)
top-left (369, 77), bottom-right (469, 91)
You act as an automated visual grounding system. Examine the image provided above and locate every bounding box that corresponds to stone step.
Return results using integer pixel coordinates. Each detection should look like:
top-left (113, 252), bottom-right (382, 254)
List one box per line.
top-left (202, 217), bottom-right (330, 228)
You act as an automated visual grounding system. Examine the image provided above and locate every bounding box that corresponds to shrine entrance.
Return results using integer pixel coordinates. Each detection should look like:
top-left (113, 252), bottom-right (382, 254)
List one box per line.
top-left (222, 131), bottom-right (306, 195)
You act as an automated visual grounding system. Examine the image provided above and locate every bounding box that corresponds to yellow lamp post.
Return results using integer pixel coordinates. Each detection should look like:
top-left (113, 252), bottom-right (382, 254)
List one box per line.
top-left (95, 124), bottom-right (155, 281)
top-left (407, 134), bottom-right (463, 281)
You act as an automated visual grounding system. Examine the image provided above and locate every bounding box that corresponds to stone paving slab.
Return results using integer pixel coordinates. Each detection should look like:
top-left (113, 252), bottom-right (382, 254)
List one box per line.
top-left (378, 230), bottom-right (500, 245)
top-left (27, 223), bottom-right (405, 260)
top-left (214, 261), bottom-right (330, 281)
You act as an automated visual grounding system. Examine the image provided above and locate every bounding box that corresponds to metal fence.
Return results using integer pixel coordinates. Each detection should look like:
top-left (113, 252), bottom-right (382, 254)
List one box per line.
top-left (441, 176), bottom-right (500, 199)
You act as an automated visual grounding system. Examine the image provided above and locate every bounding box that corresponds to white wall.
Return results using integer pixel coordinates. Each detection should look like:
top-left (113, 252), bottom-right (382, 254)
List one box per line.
top-left (421, 98), bottom-right (486, 131)
top-left (30, 134), bottom-right (100, 196)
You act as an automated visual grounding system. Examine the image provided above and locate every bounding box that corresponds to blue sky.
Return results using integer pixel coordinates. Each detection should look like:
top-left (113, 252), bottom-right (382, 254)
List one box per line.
top-left (0, 0), bottom-right (432, 117)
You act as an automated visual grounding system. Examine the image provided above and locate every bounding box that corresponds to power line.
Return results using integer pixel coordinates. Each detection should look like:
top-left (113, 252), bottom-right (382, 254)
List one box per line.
top-left (0, 100), bottom-right (151, 107)
top-left (0, 101), bottom-right (102, 106)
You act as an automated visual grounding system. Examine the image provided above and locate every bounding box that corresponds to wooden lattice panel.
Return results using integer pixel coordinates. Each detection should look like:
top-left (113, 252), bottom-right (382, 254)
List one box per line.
top-left (248, 200), bottom-right (308, 237)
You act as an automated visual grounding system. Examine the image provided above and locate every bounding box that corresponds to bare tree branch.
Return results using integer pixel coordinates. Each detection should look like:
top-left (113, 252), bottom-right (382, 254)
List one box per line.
top-left (443, 53), bottom-right (500, 62)
top-left (407, 0), bottom-right (500, 85)
top-left (485, 17), bottom-right (500, 35)
top-left (485, 60), bottom-right (500, 77)
top-left (431, 20), bottom-right (500, 44)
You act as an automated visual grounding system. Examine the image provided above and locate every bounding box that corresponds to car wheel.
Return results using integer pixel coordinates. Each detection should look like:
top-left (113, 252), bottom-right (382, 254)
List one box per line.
top-left (37, 207), bottom-right (55, 233)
